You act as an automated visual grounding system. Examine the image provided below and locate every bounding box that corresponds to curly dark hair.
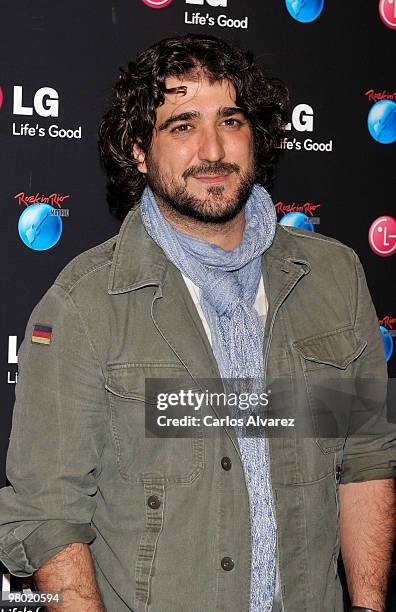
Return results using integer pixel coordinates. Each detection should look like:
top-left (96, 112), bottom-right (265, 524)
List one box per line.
top-left (98, 33), bottom-right (289, 221)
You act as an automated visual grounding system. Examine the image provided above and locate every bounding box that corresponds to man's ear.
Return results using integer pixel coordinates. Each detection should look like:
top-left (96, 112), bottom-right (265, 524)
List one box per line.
top-left (132, 144), bottom-right (147, 174)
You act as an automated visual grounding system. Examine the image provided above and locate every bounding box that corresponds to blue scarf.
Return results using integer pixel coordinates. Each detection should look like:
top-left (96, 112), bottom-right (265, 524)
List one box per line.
top-left (140, 183), bottom-right (278, 612)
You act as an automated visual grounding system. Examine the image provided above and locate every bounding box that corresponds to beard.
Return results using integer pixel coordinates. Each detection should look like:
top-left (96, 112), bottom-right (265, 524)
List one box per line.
top-left (144, 155), bottom-right (257, 224)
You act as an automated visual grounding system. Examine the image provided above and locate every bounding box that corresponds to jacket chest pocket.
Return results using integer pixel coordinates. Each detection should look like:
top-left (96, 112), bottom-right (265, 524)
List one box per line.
top-left (105, 362), bottom-right (205, 485)
top-left (293, 326), bottom-right (367, 454)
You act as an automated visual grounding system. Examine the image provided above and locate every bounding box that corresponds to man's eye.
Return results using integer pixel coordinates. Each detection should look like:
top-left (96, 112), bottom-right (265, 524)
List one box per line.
top-left (171, 124), bottom-right (192, 133)
top-left (223, 118), bottom-right (242, 127)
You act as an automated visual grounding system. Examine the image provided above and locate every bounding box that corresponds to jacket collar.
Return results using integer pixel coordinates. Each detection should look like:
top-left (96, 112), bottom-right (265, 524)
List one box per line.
top-left (107, 202), bottom-right (311, 295)
top-left (263, 223), bottom-right (312, 275)
top-left (108, 204), bottom-right (168, 294)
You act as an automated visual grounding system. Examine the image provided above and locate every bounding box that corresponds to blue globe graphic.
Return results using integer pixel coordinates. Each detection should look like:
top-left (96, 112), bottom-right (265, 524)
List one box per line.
top-left (380, 326), bottom-right (394, 363)
top-left (285, 0), bottom-right (324, 23)
top-left (368, 100), bottom-right (396, 144)
top-left (18, 203), bottom-right (62, 251)
top-left (279, 211), bottom-right (314, 232)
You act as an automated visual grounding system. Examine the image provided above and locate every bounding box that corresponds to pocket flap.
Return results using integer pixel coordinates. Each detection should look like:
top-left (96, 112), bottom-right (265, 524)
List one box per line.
top-left (293, 327), bottom-right (367, 369)
top-left (105, 362), bottom-right (195, 401)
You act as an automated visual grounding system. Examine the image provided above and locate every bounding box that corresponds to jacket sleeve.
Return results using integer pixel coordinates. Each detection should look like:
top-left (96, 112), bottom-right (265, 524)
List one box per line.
top-left (340, 251), bottom-right (396, 484)
top-left (0, 282), bottom-right (107, 576)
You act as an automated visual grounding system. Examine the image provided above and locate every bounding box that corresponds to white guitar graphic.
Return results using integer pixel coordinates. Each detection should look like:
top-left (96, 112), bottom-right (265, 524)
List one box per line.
top-left (25, 211), bottom-right (49, 245)
top-left (291, 0), bottom-right (306, 16)
top-left (372, 105), bottom-right (396, 138)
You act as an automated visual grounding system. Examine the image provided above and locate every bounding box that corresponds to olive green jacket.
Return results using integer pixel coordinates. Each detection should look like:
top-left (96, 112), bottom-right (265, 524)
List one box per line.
top-left (0, 204), bottom-right (395, 612)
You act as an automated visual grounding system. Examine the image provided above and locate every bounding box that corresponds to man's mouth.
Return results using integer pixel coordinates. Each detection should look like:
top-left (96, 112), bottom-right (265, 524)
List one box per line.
top-left (193, 174), bottom-right (230, 184)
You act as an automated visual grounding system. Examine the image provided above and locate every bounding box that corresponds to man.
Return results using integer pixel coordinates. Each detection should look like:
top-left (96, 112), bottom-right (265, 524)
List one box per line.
top-left (0, 33), bottom-right (395, 612)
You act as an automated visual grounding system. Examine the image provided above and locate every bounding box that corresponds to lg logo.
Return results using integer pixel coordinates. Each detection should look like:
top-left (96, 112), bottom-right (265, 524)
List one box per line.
top-left (8, 336), bottom-right (18, 364)
top-left (277, 104), bottom-right (330, 152)
top-left (286, 104), bottom-right (314, 132)
top-left (368, 216), bottom-right (396, 257)
top-left (142, 0), bottom-right (228, 8)
top-left (186, 0), bottom-right (227, 5)
top-left (379, 0), bottom-right (396, 29)
top-left (13, 86), bottom-right (59, 117)
top-left (141, 0), bottom-right (173, 7)
top-left (8, 336), bottom-right (18, 385)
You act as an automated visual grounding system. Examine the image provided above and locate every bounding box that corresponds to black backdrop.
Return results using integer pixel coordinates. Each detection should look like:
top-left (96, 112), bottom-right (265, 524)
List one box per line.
top-left (0, 0), bottom-right (395, 607)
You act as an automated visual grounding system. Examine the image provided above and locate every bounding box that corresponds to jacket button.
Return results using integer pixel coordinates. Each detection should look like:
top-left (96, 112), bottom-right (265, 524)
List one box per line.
top-left (335, 465), bottom-right (342, 483)
top-left (221, 456), bottom-right (232, 471)
top-left (147, 495), bottom-right (161, 509)
top-left (221, 556), bottom-right (234, 571)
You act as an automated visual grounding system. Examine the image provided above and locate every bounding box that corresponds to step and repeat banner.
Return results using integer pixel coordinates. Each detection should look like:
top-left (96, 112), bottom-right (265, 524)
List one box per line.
top-left (0, 0), bottom-right (395, 607)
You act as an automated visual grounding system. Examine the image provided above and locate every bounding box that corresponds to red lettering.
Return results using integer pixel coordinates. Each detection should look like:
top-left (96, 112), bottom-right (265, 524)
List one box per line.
top-left (365, 89), bottom-right (396, 103)
top-left (379, 316), bottom-right (396, 329)
top-left (14, 192), bottom-right (28, 207)
top-left (14, 192), bottom-right (71, 209)
top-left (275, 201), bottom-right (321, 217)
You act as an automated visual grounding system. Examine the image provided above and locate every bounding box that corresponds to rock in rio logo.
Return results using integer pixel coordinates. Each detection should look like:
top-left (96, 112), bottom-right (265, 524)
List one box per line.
top-left (368, 216), bottom-right (396, 257)
top-left (367, 100), bottom-right (396, 144)
top-left (379, 0), bottom-right (396, 29)
top-left (285, 0), bottom-right (324, 23)
top-left (141, 0), bottom-right (173, 7)
top-left (276, 201), bottom-right (321, 232)
top-left (379, 316), bottom-right (396, 362)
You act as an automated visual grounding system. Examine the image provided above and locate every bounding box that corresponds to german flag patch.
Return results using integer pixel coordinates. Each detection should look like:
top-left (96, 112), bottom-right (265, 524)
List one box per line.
top-left (31, 324), bottom-right (53, 345)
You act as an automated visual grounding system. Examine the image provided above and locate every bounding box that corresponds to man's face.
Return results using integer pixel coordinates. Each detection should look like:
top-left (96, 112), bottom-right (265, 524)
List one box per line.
top-left (134, 74), bottom-right (256, 223)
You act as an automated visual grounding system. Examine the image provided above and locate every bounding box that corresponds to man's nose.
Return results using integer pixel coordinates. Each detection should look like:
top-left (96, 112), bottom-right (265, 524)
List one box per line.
top-left (197, 125), bottom-right (226, 162)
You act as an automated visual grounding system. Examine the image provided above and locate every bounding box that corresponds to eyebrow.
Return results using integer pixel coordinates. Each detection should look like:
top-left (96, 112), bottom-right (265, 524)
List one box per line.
top-left (158, 106), bottom-right (247, 131)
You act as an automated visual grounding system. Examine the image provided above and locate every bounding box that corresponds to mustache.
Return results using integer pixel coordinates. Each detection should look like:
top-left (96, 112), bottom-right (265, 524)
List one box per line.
top-left (182, 162), bottom-right (240, 179)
